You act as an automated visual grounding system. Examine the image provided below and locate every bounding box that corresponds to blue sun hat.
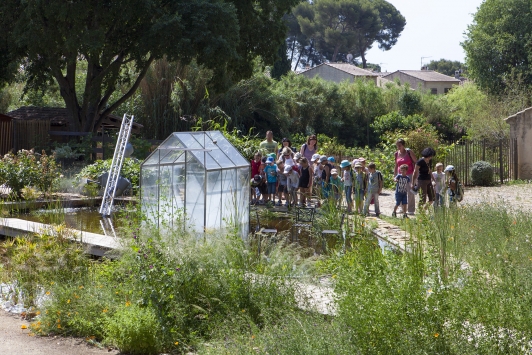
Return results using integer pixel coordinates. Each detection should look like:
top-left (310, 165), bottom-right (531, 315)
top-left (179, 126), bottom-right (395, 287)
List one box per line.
top-left (327, 156), bottom-right (335, 163)
top-left (266, 157), bottom-right (274, 164)
top-left (340, 160), bottom-right (350, 168)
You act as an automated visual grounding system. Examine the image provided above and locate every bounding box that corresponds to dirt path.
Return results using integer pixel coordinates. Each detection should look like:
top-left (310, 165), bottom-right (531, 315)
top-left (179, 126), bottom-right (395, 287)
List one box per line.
top-left (365, 183), bottom-right (532, 217)
top-left (0, 310), bottom-right (118, 355)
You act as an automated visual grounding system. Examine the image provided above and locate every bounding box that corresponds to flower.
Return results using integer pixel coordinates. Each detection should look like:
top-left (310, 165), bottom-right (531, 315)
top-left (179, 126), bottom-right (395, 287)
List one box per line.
top-left (21, 325), bottom-right (28, 330)
top-left (79, 285), bottom-right (84, 289)
top-left (57, 324), bottom-right (61, 329)
top-left (434, 333), bottom-right (439, 338)
top-left (67, 299), bottom-right (70, 304)
top-left (102, 309), bottom-right (108, 313)
top-left (45, 291), bottom-right (51, 296)
top-left (174, 342), bottom-right (179, 346)
top-left (450, 226), bottom-right (454, 230)
top-left (125, 301), bottom-right (131, 307)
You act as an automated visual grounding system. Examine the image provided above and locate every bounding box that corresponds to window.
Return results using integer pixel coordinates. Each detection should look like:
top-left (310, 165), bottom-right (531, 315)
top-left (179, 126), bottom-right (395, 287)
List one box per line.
top-left (444, 88), bottom-right (450, 94)
top-left (431, 88), bottom-right (438, 95)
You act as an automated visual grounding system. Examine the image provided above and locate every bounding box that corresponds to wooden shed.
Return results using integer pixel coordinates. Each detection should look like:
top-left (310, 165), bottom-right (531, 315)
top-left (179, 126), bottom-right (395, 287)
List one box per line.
top-left (0, 113), bottom-right (14, 156)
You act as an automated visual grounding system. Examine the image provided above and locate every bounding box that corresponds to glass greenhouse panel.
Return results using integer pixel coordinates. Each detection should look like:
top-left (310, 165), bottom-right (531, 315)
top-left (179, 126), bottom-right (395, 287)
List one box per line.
top-left (140, 131), bottom-right (249, 238)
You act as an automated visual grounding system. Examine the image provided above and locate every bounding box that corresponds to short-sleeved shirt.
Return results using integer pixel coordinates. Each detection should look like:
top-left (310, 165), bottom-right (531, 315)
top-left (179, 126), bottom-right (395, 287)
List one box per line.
top-left (251, 159), bottom-right (261, 177)
top-left (260, 140), bottom-right (278, 155)
top-left (432, 171), bottom-right (445, 194)
top-left (354, 171), bottom-right (366, 190)
top-left (367, 171), bottom-right (381, 193)
top-left (343, 169), bottom-right (353, 187)
top-left (277, 169), bottom-right (287, 185)
top-left (264, 164), bottom-right (278, 183)
top-left (416, 158), bottom-right (431, 180)
top-left (395, 174), bottom-right (410, 194)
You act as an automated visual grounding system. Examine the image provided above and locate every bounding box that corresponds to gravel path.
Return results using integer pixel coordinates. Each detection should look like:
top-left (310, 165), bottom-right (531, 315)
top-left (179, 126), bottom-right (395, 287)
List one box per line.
top-left (364, 183), bottom-right (532, 217)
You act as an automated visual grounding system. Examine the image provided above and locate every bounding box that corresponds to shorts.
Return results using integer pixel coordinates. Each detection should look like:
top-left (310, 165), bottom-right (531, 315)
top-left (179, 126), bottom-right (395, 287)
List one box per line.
top-left (344, 186), bottom-right (352, 203)
top-left (395, 192), bottom-right (407, 206)
top-left (277, 184), bottom-right (287, 193)
top-left (418, 179), bottom-right (435, 203)
top-left (354, 189), bottom-right (364, 202)
top-left (267, 182), bottom-right (277, 194)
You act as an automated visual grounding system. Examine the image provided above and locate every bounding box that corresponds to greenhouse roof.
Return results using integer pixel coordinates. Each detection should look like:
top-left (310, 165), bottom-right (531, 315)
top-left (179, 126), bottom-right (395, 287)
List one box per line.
top-left (142, 131), bottom-right (249, 170)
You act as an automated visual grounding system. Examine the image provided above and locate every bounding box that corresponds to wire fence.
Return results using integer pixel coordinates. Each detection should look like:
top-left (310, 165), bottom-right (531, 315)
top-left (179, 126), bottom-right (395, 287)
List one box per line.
top-left (445, 138), bottom-right (518, 185)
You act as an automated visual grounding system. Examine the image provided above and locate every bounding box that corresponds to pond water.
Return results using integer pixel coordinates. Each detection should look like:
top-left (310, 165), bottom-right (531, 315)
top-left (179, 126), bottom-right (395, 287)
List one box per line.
top-left (10, 208), bottom-right (123, 235)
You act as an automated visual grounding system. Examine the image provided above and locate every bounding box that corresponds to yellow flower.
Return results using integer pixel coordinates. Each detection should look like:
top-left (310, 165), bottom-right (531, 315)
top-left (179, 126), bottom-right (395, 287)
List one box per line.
top-left (79, 285), bottom-right (84, 289)
top-left (434, 333), bottom-right (439, 338)
top-left (67, 299), bottom-right (70, 304)
top-left (102, 309), bottom-right (108, 313)
top-left (450, 226), bottom-right (454, 230)
top-left (174, 342), bottom-right (179, 346)
top-left (57, 324), bottom-right (61, 329)
top-left (241, 309), bottom-right (246, 313)
top-left (251, 335), bottom-right (255, 339)
top-left (45, 291), bottom-right (51, 296)
top-left (125, 301), bottom-right (131, 307)
top-left (36, 311), bottom-right (41, 315)
top-left (21, 325), bottom-right (28, 330)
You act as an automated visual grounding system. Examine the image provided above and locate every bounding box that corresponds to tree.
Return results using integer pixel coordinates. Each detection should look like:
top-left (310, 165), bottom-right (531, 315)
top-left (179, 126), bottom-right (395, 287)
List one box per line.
top-left (462, 0), bottom-right (532, 94)
top-left (427, 59), bottom-right (465, 77)
top-left (296, 0), bottom-right (405, 67)
top-left (271, 42), bottom-right (292, 80)
top-left (0, 0), bottom-right (299, 133)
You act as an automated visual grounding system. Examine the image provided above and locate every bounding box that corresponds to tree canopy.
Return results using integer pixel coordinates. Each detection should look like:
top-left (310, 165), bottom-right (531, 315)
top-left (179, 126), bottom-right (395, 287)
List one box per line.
top-left (427, 59), bottom-right (465, 77)
top-left (0, 0), bottom-right (299, 133)
top-left (462, 0), bottom-right (532, 94)
top-left (295, 0), bottom-right (405, 67)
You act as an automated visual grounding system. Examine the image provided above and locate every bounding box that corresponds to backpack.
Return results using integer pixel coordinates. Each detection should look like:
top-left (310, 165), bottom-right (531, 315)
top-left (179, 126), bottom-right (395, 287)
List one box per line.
top-left (455, 181), bottom-right (464, 202)
top-left (394, 148), bottom-right (415, 166)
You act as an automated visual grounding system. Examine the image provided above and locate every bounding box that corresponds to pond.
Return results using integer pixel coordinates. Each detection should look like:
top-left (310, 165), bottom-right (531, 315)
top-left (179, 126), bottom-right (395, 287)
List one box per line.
top-left (10, 207), bottom-right (124, 235)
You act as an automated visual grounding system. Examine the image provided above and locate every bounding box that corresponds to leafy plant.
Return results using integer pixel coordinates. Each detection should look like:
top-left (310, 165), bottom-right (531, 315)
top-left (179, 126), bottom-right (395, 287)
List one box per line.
top-left (75, 158), bottom-right (140, 194)
top-left (471, 160), bottom-right (494, 186)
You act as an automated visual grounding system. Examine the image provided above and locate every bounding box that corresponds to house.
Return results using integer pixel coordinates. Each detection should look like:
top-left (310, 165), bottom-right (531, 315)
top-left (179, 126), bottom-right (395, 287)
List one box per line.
top-left (298, 63), bottom-right (379, 85)
top-left (382, 70), bottom-right (460, 94)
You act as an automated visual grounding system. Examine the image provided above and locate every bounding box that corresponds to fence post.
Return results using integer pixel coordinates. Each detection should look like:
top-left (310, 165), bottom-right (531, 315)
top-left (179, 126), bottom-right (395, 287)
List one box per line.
top-left (513, 138), bottom-right (518, 180)
top-left (482, 139), bottom-right (486, 161)
top-left (499, 139), bottom-right (504, 184)
top-left (465, 141), bottom-right (469, 185)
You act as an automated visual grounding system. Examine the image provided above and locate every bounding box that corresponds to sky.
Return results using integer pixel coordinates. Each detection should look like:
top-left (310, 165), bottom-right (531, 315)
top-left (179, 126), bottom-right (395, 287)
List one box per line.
top-left (366, 0), bottom-right (485, 72)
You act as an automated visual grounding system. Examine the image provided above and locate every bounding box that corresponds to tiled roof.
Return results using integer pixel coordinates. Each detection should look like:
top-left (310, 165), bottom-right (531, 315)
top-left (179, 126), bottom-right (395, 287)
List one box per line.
top-left (6, 106), bottom-right (143, 132)
top-left (384, 70), bottom-right (460, 82)
top-left (300, 63), bottom-right (378, 76)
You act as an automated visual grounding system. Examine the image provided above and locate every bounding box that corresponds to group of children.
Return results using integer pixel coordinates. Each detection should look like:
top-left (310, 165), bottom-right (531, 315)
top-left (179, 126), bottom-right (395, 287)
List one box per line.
top-left (391, 162), bottom-right (462, 218)
top-left (251, 149), bottom-right (463, 217)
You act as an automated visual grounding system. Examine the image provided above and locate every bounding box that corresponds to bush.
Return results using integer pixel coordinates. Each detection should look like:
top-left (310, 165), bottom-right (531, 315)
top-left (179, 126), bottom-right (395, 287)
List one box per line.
top-left (471, 160), bottom-right (493, 186)
top-left (371, 111), bottom-right (426, 136)
top-left (105, 305), bottom-right (161, 355)
top-left (0, 150), bottom-right (60, 199)
top-left (75, 158), bottom-right (140, 194)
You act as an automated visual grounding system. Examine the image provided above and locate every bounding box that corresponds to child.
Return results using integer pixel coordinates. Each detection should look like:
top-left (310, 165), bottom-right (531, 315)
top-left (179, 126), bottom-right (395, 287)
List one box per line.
top-left (353, 162), bottom-right (366, 214)
top-left (264, 157), bottom-right (278, 204)
top-left (432, 162), bottom-right (446, 207)
top-left (363, 162), bottom-right (383, 217)
top-left (320, 155), bottom-right (333, 199)
top-left (250, 174), bottom-right (266, 205)
top-left (250, 152), bottom-right (262, 203)
top-left (444, 165), bottom-right (460, 205)
top-left (340, 160), bottom-right (354, 212)
top-left (392, 164), bottom-right (411, 218)
top-left (276, 160), bottom-right (288, 206)
top-left (358, 157), bottom-right (369, 173)
top-left (329, 169), bottom-right (343, 206)
top-left (285, 165), bottom-right (299, 207)
top-left (298, 157), bottom-right (313, 206)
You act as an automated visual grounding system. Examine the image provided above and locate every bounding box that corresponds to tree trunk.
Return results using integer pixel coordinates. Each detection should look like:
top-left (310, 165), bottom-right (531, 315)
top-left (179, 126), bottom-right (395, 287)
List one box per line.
top-left (361, 51), bottom-right (367, 68)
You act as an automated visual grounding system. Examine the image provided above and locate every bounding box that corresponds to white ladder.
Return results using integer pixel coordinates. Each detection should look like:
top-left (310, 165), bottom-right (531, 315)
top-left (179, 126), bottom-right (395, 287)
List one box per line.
top-left (99, 114), bottom-right (134, 216)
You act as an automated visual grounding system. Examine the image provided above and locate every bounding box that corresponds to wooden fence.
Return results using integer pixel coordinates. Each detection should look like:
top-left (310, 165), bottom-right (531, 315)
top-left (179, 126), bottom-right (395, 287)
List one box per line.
top-left (445, 138), bottom-right (518, 185)
top-left (0, 119), bottom-right (14, 156)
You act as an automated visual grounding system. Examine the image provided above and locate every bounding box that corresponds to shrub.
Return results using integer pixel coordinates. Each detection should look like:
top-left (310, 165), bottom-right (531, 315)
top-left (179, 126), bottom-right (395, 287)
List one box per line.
top-left (105, 305), bottom-right (161, 355)
top-left (0, 150), bottom-right (60, 199)
top-left (75, 158), bottom-right (140, 194)
top-left (371, 111), bottom-right (426, 136)
top-left (471, 160), bottom-right (493, 186)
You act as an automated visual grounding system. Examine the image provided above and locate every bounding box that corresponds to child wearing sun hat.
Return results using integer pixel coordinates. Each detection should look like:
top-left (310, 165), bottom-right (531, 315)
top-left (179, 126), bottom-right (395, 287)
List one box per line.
top-left (340, 160), bottom-right (354, 212)
top-left (329, 168), bottom-right (343, 207)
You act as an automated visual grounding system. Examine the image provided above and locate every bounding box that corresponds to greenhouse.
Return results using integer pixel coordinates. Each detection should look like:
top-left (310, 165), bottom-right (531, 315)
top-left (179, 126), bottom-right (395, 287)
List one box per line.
top-left (140, 131), bottom-right (250, 238)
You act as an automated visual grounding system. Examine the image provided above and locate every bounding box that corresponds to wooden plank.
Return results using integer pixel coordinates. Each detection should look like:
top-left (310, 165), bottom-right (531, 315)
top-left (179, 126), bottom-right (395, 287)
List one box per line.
top-left (0, 218), bottom-right (120, 256)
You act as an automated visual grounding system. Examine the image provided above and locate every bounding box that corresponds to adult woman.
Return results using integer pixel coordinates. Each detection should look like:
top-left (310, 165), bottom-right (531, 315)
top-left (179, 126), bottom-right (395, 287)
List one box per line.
top-left (300, 135), bottom-right (318, 162)
top-left (298, 157), bottom-right (313, 206)
top-left (411, 147), bottom-right (436, 208)
top-left (278, 138), bottom-right (296, 159)
top-left (394, 139), bottom-right (417, 214)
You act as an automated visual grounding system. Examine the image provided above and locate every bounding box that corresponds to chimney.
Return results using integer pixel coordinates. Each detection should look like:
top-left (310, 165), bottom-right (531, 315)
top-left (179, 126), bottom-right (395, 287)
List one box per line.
top-left (455, 70), bottom-right (461, 79)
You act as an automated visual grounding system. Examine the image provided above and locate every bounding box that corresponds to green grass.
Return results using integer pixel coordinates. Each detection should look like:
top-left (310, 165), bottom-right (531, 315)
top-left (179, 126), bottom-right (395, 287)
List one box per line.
top-left (2, 203), bottom-right (532, 354)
